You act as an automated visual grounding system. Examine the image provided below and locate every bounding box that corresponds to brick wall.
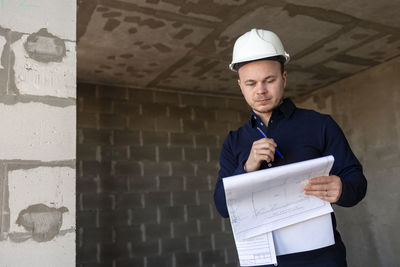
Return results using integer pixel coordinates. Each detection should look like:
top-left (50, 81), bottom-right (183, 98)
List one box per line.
top-left (77, 83), bottom-right (249, 267)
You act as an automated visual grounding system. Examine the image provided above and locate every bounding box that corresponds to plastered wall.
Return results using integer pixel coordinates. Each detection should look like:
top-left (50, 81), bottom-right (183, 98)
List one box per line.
top-left (295, 56), bottom-right (400, 266)
top-left (0, 1), bottom-right (76, 266)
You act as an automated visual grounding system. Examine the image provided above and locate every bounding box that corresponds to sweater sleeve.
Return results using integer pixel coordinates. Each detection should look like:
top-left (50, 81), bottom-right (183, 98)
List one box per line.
top-left (213, 132), bottom-right (246, 218)
top-left (322, 115), bottom-right (367, 207)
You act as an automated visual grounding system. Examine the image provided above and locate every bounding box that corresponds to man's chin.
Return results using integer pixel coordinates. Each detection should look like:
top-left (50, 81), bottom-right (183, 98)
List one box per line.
top-left (253, 107), bottom-right (273, 114)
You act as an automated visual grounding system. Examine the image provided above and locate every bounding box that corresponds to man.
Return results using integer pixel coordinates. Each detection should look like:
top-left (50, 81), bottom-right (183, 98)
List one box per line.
top-left (214, 29), bottom-right (367, 266)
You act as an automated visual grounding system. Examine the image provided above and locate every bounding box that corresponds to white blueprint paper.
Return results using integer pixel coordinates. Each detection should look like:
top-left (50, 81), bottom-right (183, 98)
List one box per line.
top-left (234, 232), bottom-right (277, 266)
top-left (273, 213), bottom-right (334, 255)
top-left (223, 156), bottom-right (336, 265)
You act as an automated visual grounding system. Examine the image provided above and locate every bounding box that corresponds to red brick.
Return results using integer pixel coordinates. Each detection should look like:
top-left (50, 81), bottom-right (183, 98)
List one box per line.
top-left (192, 106), bottom-right (216, 121)
top-left (215, 109), bottom-right (239, 122)
top-left (169, 105), bottom-right (193, 120)
top-left (187, 205), bottom-right (211, 220)
top-left (129, 116), bottom-right (156, 131)
top-left (83, 161), bottom-right (112, 176)
top-left (153, 91), bottom-right (179, 105)
top-left (78, 144), bottom-right (98, 161)
top-left (99, 114), bottom-right (127, 129)
top-left (159, 206), bottom-right (184, 222)
top-left (182, 119), bottom-right (206, 133)
top-left (82, 226), bottom-right (114, 245)
top-left (196, 162), bottom-right (219, 177)
top-left (114, 161), bottom-right (141, 176)
top-left (205, 96), bottom-right (227, 108)
top-left (83, 98), bottom-right (113, 113)
top-left (170, 133), bottom-right (194, 147)
top-left (185, 147), bottom-right (207, 161)
top-left (129, 89), bottom-right (154, 104)
top-left (142, 131), bottom-right (168, 146)
top-left (145, 222), bottom-right (172, 240)
top-left (226, 98), bottom-right (248, 111)
top-left (82, 129), bottom-right (112, 145)
top-left (147, 255), bottom-right (173, 267)
top-left (195, 135), bottom-right (218, 148)
top-left (101, 146), bottom-right (129, 161)
top-left (113, 101), bottom-right (140, 115)
top-left (130, 240), bottom-right (159, 256)
top-left (172, 191), bottom-right (197, 206)
top-left (142, 161), bottom-right (170, 176)
top-left (114, 130), bottom-right (140, 145)
top-left (141, 103), bottom-right (168, 117)
top-left (98, 210), bottom-right (130, 227)
top-left (205, 121), bottom-right (230, 136)
top-left (158, 146), bottom-right (182, 161)
top-left (116, 225), bottom-right (142, 243)
top-left (162, 237), bottom-right (186, 254)
top-left (78, 113), bottom-right (97, 129)
top-left (130, 145), bottom-right (156, 161)
top-left (199, 218), bottom-right (223, 234)
top-left (82, 193), bottom-right (113, 211)
top-left (175, 251), bottom-right (200, 266)
top-left (98, 85), bottom-right (127, 100)
top-left (100, 242), bottom-right (130, 261)
top-left (158, 176), bottom-right (184, 192)
top-left (144, 192), bottom-right (171, 208)
top-left (128, 176), bottom-right (157, 192)
top-left (170, 161), bottom-right (195, 176)
top-left (180, 94), bottom-right (206, 107)
top-left (99, 176), bottom-right (128, 193)
top-left (201, 249), bottom-right (226, 265)
top-left (173, 220), bottom-right (198, 237)
top-left (186, 176), bottom-right (210, 191)
top-left (188, 235), bottom-right (212, 251)
top-left (77, 83), bottom-right (97, 99)
top-left (156, 117), bottom-right (182, 132)
top-left (116, 193), bottom-right (143, 209)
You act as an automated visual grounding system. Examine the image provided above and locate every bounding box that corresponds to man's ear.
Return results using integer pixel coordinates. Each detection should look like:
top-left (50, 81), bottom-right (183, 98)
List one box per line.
top-left (237, 79), bottom-right (244, 95)
top-left (282, 71), bottom-right (287, 88)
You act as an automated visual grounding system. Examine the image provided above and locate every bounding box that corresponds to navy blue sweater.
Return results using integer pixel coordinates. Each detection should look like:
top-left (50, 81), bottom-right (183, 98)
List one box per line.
top-left (214, 98), bottom-right (367, 266)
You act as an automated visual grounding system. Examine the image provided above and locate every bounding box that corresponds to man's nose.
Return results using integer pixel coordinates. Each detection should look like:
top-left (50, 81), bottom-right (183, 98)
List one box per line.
top-left (255, 82), bottom-right (268, 94)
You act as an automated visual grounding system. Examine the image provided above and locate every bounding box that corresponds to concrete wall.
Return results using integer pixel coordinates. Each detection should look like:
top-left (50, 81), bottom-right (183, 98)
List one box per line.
top-left (295, 56), bottom-right (400, 266)
top-left (77, 59), bottom-right (399, 266)
top-left (0, 1), bottom-right (76, 266)
top-left (76, 84), bottom-right (249, 266)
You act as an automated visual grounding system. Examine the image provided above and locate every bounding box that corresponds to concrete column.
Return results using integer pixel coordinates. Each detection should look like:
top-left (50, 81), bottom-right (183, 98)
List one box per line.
top-left (0, 1), bottom-right (76, 266)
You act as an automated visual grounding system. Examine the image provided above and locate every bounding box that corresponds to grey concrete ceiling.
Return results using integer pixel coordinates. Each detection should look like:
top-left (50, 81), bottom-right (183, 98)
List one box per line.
top-left (77, 0), bottom-right (400, 98)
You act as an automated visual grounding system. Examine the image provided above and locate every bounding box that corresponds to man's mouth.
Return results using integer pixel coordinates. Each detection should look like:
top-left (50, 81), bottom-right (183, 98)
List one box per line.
top-left (255, 98), bottom-right (271, 104)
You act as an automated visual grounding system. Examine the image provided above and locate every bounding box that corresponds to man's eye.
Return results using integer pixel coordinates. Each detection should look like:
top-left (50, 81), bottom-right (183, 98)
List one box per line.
top-left (267, 79), bottom-right (275, 83)
top-left (246, 83), bottom-right (255, 87)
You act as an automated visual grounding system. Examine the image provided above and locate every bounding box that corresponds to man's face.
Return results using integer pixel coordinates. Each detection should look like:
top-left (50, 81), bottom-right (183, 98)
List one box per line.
top-left (238, 60), bottom-right (287, 119)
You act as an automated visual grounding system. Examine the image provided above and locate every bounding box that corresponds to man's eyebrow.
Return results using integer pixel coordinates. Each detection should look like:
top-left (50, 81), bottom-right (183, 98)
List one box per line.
top-left (244, 75), bottom-right (277, 83)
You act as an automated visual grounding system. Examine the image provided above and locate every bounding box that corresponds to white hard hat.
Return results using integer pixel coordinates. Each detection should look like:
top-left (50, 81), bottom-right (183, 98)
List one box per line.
top-left (229, 29), bottom-right (290, 72)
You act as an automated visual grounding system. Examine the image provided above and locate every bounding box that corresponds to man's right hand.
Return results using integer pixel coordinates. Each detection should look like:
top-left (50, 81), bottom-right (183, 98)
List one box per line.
top-left (244, 138), bottom-right (277, 172)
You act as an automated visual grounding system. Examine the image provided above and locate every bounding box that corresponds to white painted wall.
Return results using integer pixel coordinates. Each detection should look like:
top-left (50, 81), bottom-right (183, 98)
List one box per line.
top-left (0, 0), bottom-right (76, 266)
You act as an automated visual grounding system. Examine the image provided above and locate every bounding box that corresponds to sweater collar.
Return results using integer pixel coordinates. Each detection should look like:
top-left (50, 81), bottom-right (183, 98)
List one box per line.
top-left (250, 98), bottom-right (296, 127)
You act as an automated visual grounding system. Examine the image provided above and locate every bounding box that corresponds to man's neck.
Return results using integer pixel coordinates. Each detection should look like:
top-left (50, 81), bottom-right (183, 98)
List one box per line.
top-left (254, 111), bottom-right (272, 126)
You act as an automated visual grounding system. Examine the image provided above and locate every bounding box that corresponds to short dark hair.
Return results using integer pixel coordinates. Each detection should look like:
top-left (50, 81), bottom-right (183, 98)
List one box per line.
top-left (235, 55), bottom-right (285, 74)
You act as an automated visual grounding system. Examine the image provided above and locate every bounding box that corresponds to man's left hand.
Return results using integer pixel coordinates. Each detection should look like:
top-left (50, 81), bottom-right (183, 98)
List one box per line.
top-left (304, 175), bottom-right (342, 203)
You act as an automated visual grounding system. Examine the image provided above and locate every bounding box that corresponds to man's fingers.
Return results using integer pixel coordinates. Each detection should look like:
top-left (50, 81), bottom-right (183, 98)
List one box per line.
top-left (304, 175), bottom-right (342, 203)
top-left (308, 176), bottom-right (335, 184)
top-left (303, 183), bottom-right (329, 191)
top-left (304, 190), bottom-right (337, 202)
top-left (253, 149), bottom-right (274, 163)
